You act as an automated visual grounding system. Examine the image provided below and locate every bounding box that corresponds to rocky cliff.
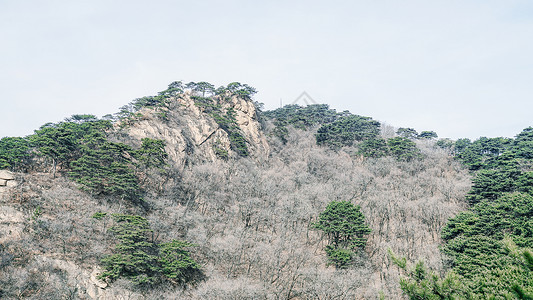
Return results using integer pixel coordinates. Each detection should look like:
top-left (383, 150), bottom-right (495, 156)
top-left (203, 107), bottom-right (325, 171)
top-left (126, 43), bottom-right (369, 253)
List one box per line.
top-left (121, 91), bottom-right (269, 167)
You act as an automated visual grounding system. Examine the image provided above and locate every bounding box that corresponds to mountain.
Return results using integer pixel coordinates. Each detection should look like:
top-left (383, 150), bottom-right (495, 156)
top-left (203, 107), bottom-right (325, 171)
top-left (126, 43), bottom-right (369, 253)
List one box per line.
top-left (0, 81), bottom-right (531, 299)
top-left (122, 90), bottom-right (269, 164)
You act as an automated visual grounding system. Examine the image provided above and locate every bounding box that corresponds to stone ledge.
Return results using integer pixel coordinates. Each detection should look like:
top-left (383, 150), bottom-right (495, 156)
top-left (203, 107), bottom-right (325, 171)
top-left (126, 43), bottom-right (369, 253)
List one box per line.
top-left (0, 170), bottom-right (14, 180)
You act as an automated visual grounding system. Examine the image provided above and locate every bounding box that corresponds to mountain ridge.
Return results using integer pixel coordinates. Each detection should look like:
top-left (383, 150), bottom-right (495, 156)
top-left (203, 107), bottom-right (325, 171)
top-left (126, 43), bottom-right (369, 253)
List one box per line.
top-left (1, 81), bottom-right (531, 299)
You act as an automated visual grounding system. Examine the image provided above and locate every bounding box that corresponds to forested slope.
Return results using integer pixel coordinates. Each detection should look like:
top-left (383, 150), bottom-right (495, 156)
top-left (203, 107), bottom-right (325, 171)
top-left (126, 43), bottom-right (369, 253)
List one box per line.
top-left (0, 81), bottom-right (530, 299)
top-left (393, 131), bottom-right (533, 299)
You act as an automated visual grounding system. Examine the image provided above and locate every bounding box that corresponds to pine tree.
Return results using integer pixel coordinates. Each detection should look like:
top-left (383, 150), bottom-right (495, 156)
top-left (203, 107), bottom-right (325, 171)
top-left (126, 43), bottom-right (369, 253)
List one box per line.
top-left (312, 201), bottom-right (371, 268)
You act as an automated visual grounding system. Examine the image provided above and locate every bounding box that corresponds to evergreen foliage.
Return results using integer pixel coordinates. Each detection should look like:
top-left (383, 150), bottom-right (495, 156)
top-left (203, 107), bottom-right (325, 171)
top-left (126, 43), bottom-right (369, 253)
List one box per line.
top-left (134, 138), bottom-right (168, 169)
top-left (24, 115), bottom-right (169, 203)
top-left (387, 137), bottom-right (421, 162)
top-left (466, 168), bottom-right (520, 204)
top-left (316, 115), bottom-right (380, 148)
top-left (389, 250), bottom-right (467, 300)
top-left (212, 139), bottom-right (229, 160)
top-left (185, 82), bottom-right (254, 157)
top-left (451, 128), bottom-right (533, 205)
top-left (263, 104), bottom-right (424, 161)
top-left (439, 191), bottom-right (533, 296)
top-left (357, 138), bottom-right (389, 158)
top-left (312, 201), bottom-right (371, 268)
top-left (455, 136), bottom-right (513, 170)
top-left (271, 119), bottom-right (289, 144)
top-left (225, 82), bottom-right (257, 100)
top-left (418, 131), bottom-right (438, 139)
top-left (324, 246), bottom-right (354, 269)
top-left (396, 127), bottom-right (419, 139)
top-left (127, 81), bottom-right (257, 159)
top-left (158, 240), bottom-right (201, 284)
top-left (69, 141), bottom-right (141, 202)
top-left (99, 214), bottom-right (201, 287)
top-left (30, 116), bottom-right (112, 175)
top-left (1, 80), bottom-right (257, 185)
top-left (453, 138), bottom-right (472, 154)
top-left (514, 127), bottom-right (533, 159)
top-left (392, 126), bottom-right (533, 299)
top-left (263, 104), bottom-right (340, 130)
top-left (442, 193), bottom-right (533, 251)
top-left (391, 240), bottom-right (533, 299)
top-left (0, 136), bottom-right (31, 171)
top-left (211, 107), bottom-right (249, 157)
top-left (436, 130), bottom-right (533, 297)
top-left (190, 81), bottom-right (215, 97)
top-left (435, 138), bottom-right (454, 151)
top-left (100, 214), bottom-right (159, 286)
top-left (4, 79), bottom-right (533, 298)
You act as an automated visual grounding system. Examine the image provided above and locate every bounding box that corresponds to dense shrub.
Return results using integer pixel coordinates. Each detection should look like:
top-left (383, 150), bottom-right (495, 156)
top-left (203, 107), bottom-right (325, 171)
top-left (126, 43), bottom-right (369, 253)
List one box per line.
top-left (316, 115), bottom-right (380, 148)
top-left (312, 201), bottom-right (371, 268)
top-left (387, 137), bottom-right (421, 162)
top-left (263, 104), bottom-right (340, 129)
top-left (0, 136), bottom-right (31, 171)
top-left (358, 138), bottom-right (389, 158)
top-left (99, 214), bottom-right (202, 287)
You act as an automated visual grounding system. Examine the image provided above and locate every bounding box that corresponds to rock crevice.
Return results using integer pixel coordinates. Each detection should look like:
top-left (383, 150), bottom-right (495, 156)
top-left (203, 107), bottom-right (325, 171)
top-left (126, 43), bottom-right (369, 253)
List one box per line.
top-left (122, 92), bottom-right (269, 166)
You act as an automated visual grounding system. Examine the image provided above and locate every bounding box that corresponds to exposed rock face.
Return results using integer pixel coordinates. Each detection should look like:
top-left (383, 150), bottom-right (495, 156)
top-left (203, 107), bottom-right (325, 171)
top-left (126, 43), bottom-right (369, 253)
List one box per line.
top-left (0, 170), bottom-right (15, 181)
top-left (0, 170), bottom-right (17, 196)
top-left (35, 256), bottom-right (142, 300)
top-left (121, 92), bottom-right (269, 167)
top-left (0, 170), bottom-right (16, 187)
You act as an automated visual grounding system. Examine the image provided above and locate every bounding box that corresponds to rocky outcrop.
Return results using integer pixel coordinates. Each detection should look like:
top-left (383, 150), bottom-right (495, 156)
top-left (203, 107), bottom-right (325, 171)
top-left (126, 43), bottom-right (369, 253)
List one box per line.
top-left (228, 95), bottom-right (269, 154)
top-left (0, 170), bottom-right (17, 201)
top-left (35, 256), bottom-right (143, 300)
top-left (121, 92), bottom-right (269, 167)
top-left (0, 170), bottom-right (16, 188)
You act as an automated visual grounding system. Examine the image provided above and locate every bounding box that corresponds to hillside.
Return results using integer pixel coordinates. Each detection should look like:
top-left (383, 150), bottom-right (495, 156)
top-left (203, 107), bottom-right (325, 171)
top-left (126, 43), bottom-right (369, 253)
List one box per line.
top-left (0, 81), bottom-right (531, 299)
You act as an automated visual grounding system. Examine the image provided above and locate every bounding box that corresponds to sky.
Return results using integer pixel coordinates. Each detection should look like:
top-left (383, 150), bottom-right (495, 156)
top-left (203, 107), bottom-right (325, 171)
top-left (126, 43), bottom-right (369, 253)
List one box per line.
top-left (1, 0), bottom-right (533, 140)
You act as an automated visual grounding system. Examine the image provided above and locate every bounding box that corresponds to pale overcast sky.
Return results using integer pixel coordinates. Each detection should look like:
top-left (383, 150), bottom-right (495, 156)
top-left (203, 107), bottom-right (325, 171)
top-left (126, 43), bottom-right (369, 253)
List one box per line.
top-left (1, 1), bottom-right (532, 139)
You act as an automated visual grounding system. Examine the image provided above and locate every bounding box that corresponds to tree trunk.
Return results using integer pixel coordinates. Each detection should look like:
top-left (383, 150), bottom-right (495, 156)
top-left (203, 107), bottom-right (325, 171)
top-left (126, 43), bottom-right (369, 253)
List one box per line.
top-left (52, 158), bottom-right (57, 178)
